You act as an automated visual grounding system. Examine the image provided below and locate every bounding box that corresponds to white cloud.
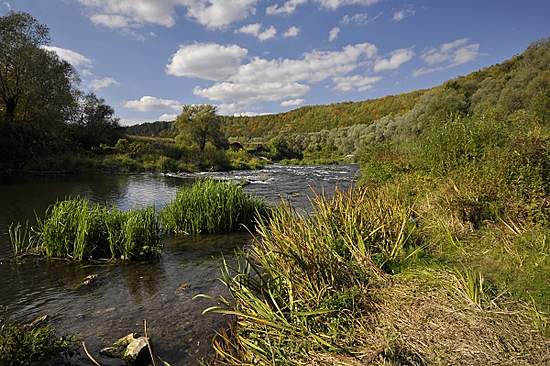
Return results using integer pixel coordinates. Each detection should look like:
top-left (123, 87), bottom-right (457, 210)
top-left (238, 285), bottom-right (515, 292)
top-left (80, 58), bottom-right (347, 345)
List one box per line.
top-left (41, 46), bottom-right (92, 67)
top-left (89, 13), bottom-right (136, 28)
top-left (78, 0), bottom-right (257, 29)
top-left (266, 0), bottom-right (307, 15)
top-left (341, 12), bottom-right (379, 25)
top-left (193, 42), bottom-right (378, 106)
top-left (373, 48), bottom-right (414, 72)
top-left (158, 113), bottom-right (178, 121)
top-left (122, 96), bottom-right (182, 111)
top-left (166, 43), bottom-right (248, 81)
top-left (184, 0), bottom-right (258, 29)
top-left (281, 98), bottom-right (305, 107)
top-left (328, 26), bottom-right (340, 42)
top-left (332, 74), bottom-right (381, 91)
top-left (90, 77), bottom-right (118, 91)
top-left (236, 23), bottom-right (277, 41)
top-left (392, 7), bottom-right (415, 22)
top-left (228, 42), bottom-right (377, 85)
top-left (315, 0), bottom-right (380, 10)
top-left (194, 81), bottom-right (310, 104)
top-left (414, 38), bottom-right (481, 76)
top-left (283, 26), bottom-right (300, 37)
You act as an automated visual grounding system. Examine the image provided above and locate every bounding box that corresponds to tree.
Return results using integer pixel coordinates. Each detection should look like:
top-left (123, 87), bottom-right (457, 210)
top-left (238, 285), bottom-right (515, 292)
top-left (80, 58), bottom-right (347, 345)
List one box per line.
top-left (175, 105), bottom-right (227, 151)
top-left (72, 93), bottom-right (121, 149)
top-left (0, 12), bottom-right (49, 126)
top-left (0, 12), bottom-right (78, 129)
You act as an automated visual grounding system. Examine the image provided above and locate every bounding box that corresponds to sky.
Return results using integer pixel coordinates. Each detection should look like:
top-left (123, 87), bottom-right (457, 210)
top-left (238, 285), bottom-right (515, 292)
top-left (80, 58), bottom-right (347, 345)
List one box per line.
top-left (4, 0), bottom-right (550, 125)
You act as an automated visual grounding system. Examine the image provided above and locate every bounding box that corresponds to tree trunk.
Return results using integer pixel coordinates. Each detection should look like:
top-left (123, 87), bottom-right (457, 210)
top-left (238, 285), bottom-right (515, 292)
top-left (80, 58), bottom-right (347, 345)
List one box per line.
top-left (199, 135), bottom-right (206, 151)
top-left (5, 98), bottom-right (17, 125)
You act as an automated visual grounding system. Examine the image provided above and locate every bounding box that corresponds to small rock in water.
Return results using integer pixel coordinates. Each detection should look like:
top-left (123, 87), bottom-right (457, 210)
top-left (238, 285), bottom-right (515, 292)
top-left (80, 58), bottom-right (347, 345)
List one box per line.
top-left (100, 333), bottom-right (152, 365)
top-left (81, 274), bottom-right (98, 286)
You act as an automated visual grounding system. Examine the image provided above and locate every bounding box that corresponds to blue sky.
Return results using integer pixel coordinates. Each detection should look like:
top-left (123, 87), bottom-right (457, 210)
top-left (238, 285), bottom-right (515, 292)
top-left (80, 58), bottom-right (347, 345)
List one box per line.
top-left (4, 0), bottom-right (550, 125)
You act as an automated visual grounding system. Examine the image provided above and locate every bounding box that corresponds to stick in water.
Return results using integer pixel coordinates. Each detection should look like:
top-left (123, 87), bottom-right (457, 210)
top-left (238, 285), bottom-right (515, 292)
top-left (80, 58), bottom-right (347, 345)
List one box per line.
top-left (82, 341), bottom-right (102, 366)
top-left (144, 319), bottom-right (157, 366)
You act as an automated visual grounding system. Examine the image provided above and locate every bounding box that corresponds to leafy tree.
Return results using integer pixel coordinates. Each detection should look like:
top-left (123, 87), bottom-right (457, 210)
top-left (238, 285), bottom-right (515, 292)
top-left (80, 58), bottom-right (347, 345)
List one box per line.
top-left (0, 12), bottom-right (78, 129)
top-left (72, 93), bottom-right (121, 149)
top-left (175, 105), bottom-right (228, 151)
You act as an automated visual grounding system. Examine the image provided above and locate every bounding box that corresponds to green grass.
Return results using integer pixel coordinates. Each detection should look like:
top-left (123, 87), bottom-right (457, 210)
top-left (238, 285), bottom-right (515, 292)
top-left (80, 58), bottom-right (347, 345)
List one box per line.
top-left (11, 198), bottom-right (162, 261)
top-left (199, 186), bottom-right (549, 365)
top-left (161, 179), bottom-right (267, 235)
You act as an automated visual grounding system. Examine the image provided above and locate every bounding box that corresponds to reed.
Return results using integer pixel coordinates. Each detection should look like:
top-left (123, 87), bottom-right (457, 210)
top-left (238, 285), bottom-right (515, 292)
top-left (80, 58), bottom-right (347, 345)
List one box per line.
top-left (11, 198), bottom-right (162, 261)
top-left (160, 179), bottom-right (267, 235)
top-left (199, 186), bottom-right (424, 363)
top-left (8, 222), bottom-right (33, 257)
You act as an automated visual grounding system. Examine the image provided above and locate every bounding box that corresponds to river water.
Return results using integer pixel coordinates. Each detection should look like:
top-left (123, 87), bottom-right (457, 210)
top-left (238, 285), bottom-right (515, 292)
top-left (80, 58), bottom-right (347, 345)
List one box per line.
top-left (0, 164), bottom-right (359, 365)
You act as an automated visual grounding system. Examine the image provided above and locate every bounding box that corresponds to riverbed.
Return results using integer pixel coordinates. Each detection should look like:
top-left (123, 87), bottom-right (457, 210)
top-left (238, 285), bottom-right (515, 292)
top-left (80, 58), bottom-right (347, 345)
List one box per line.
top-left (0, 164), bottom-right (359, 365)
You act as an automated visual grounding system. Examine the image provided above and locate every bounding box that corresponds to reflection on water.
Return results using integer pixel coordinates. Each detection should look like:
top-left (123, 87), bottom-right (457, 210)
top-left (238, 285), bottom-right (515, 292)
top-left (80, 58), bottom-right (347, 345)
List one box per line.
top-left (0, 165), bottom-right (358, 365)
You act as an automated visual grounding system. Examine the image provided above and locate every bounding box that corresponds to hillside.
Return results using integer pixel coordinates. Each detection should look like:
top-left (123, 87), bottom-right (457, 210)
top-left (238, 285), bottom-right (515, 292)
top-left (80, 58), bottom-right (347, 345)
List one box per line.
top-left (124, 91), bottom-right (425, 139)
top-left (222, 90), bottom-right (425, 139)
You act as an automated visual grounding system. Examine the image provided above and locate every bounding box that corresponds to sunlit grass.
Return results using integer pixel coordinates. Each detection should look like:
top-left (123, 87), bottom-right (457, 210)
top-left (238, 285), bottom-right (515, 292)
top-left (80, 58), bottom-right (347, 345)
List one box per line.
top-left (160, 179), bottom-right (267, 235)
top-left (10, 198), bottom-right (162, 261)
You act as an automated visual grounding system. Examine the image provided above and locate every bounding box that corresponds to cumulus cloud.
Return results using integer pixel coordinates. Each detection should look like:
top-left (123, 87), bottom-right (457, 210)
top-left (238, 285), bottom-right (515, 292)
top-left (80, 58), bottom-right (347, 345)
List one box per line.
top-left (78, 0), bottom-right (257, 29)
top-left (194, 81), bottom-right (310, 104)
top-left (41, 46), bottom-right (92, 67)
top-left (392, 7), bottom-right (415, 22)
top-left (236, 23), bottom-right (277, 41)
top-left (281, 98), bottom-right (305, 107)
top-left (332, 74), bottom-right (381, 91)
top-left (373, 48), bottom-right (414, 72)
top-left (184, 0), bottom-right (258, 29)
top-left (190, 42), bottom-right (378, 106)
top-left (341, 12), bottom-right (381, 25)
top-left (122, 96), bottom-right (182, 111)
top-left (166, 43), bottom-right (248, 81)
top-left (315, 0), bottom-right (380, 10)
top-left (266, 0), bottom-right (307, 15)
top-left (283, 26), bottom-right (300, 37)
top-left (414, 38), bottom-right (481, 76)
top-left (228, 42), bottom-right (377, 85)
top-left (328, 26), bottom-right (340, 42)
top-left (89, 13), bottom-right (137, 28)
top-left (90, 77), bottom-right (118, 91)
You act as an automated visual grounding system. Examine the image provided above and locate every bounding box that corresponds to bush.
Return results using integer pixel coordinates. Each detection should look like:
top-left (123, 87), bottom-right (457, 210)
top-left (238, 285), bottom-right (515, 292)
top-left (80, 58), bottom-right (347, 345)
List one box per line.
top-left (161, 179), bottom-right (267, 235)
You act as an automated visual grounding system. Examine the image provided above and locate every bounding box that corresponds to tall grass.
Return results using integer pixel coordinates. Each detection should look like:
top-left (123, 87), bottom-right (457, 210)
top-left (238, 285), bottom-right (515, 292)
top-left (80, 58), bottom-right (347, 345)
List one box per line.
top-left (199, 186), bottom-right (425, 363)
top-left (10, 198), bottom-right (162, 261)
top-left (161, 179), bottom-right (267, 235)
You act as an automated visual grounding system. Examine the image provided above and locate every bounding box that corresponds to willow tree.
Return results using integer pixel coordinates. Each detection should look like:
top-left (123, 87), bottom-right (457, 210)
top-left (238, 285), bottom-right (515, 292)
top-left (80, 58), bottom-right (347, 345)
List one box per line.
top-left (175, 105), bottom-right (228, 151)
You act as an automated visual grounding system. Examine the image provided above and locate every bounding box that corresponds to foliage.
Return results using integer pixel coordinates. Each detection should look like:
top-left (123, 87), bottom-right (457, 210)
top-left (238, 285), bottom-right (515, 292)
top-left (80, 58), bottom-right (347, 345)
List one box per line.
top-left (0, 309), bottom-right (76, 366)
top-left (161, 179), bottom-right (267, 235)
top-left (11, 198), bottom-right (162, 261)
top-left (71, 93), bottom-right (122, 149)
top-left (0, 12), bottom-right (122, 173)
top-left (175, 105), bottom-right (228, 151)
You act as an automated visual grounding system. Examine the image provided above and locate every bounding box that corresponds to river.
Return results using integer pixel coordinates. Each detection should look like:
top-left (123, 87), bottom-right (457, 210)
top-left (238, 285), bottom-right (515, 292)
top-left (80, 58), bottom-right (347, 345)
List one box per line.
top-left (0, 164), bottom-right (359, 365)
